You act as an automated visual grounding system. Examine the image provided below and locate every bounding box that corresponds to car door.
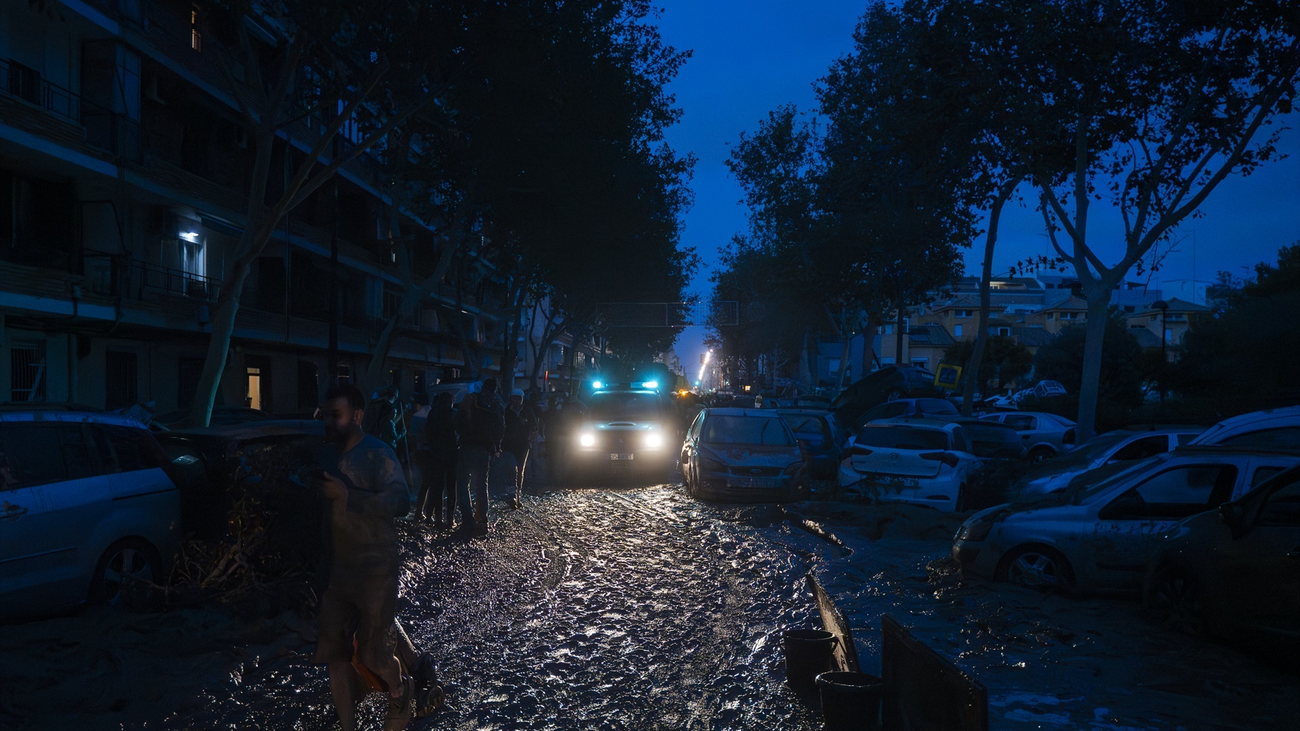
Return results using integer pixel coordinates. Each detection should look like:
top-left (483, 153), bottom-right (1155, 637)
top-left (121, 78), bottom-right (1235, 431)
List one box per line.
top-left (681, 411), bottom-right (703, 487)
top-left (1002, 414), bottom-right (1037, 444)
top-left (0, 422), bottom-right (104, 612)
top-left (34, 423), bottom-right (114, 604)
top-left (1215, 472), bottom-right (1300, 638)
top-left (1088, 462), bottom-right (1240, 591)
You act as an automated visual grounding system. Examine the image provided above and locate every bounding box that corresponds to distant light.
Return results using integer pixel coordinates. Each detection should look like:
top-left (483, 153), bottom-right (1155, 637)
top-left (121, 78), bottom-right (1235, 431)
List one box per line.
top-left (743, 385), bottom-right (752, 392)
top-left (592, 381), bottom-right (604, 389)
top-left (180, 231), bottom-right (200, 243)
top-left (695, 380), bottom-right (701, 386)
top-left (642, 380), bottom-right (658, 390)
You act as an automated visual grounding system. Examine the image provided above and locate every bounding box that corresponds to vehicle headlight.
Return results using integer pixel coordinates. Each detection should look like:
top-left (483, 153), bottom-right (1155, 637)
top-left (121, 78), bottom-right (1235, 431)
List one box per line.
top-left (578, 432), bottom-right (596, 447)
top-left (700, 458), bottom-right (726, 473)
top-left (956, 519), bottom-right (994, 542)
top-left (644, 432), bottom-right (664, 449)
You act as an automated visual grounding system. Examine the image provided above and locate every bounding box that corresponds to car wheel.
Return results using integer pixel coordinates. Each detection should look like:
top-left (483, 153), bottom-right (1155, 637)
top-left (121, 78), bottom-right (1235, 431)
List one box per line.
top-left (1144, 565), bottom-right (1207, 637)
top-left (90, 538), bottom-right (162, 610)
top-left (1028, 446), bottom-right (1054, 464)
top-left (998, 545), bottom-right (1075, 592)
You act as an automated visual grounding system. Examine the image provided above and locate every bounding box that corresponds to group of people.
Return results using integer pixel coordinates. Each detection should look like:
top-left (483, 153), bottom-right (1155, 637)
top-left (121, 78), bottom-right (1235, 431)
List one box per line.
top-left (405, 379), bottom-right (542, 535)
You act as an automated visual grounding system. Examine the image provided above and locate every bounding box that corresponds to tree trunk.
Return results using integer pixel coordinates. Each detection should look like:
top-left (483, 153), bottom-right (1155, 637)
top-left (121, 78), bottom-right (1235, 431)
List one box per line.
top-left (1076, 293), bottom-right (1112, 443)
top-left (185, 260), bottom-right (253, 427)
top-left (963, 181), bottom-right (1016, 416)
top-left (364, 314), bottom-right (403, 393)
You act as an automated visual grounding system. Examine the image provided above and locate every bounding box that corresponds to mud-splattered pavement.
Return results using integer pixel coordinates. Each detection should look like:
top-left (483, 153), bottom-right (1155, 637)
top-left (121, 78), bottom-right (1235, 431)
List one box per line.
top-left (1, 485), bottom-right (1297, 730)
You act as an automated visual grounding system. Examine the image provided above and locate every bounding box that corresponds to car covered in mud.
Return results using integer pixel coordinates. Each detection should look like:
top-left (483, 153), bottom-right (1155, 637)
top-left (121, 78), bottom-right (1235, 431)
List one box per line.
top-left (0, 409), bottom-right (181, 620)
top-left (953, 447), bottom-right (1300, 594)
top-left (1142, 464), bottom-right (1300, 652)
top-left (837, 420), bottom-right (982, 512)
top-left (681, 408), bottom-right (806, 502)
top-left (776, 408), bottom-right (846, 481)
top-left (1015, 426), bottom-right (1204, 498)
top-left (978, 411), bottom-right (1078, 462)
top-left (566, 384), bottom-right (677, 481)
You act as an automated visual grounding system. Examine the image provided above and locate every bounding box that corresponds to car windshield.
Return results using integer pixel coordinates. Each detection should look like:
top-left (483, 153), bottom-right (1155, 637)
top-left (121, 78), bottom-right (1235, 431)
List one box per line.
top-left (960, 422), bottom-right (1020, 445)
top-left (855, 426), bottom-right (949, 451)
top-left (1067, 456), bottom-right (1164, 503)
top-left (782, 414), bottom-right (831, 441)
top-left (703, 415), bottom-right (793, 446)
top-left (588, 392), bottom-right (660, 422)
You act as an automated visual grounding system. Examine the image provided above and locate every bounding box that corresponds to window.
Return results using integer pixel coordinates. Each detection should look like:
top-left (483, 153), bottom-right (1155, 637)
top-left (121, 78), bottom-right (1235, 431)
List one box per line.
top-left (1251, 466), bottom-right (1287, 488)
top-left (191, 7), bottom-right (202, 52)
top-left (911, 359), bottom-right (928, 369)
top-left (854, 426), bottom-right (949, 451)
top-left (100, 425), bottom-right (164, 472)
top-left (1003, 415), bottom-right (1037, 431)
top-left (246, 367), bottom-right (263, 410)
top-left (1110, 435), bottom-right (1168, 462)
top-left (9, 341), bottom-right (46, 402)
top-left (58, 425), bottom-right (97, 481)
top-left (0, 424), bottom-right (70, 487)
top-left (1258, 474), bottom-right (1300, 527)
top-left (997, 327), bottom-right (1011, 336)
top-left (1121, 465), bottom-right (1239, 518)
top-left (702, 416), bottom-right (793, 446)
top-left (956, 310), bottom-right (973, 318)
top-left (954, 324), bottom-right (963, 337)
top-left (177, 357), bottom-right (204, 410)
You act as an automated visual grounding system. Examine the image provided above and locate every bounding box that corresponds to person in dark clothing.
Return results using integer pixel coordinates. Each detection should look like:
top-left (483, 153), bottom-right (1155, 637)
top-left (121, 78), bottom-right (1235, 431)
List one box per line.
top-left (502, 388), bottom-right (538, 509)
top-left (313, 384), bottom-right (414, 731)
top-left (416, 392), bottom-right (458, 528)
top-left (454, 379), bottom-right (505, 536)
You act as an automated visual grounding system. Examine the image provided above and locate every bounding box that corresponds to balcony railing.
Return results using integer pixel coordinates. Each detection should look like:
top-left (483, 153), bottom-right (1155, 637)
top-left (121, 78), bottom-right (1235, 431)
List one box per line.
top-left (84, 251), bottom-right (220, 303)
top-left (1, 58), bottom-right (143, 161)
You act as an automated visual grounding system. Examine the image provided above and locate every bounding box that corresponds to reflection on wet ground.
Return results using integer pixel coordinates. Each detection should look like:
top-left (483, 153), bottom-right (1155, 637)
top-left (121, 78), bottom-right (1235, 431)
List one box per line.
top-left (1, 485), bottom-right (1296, 730)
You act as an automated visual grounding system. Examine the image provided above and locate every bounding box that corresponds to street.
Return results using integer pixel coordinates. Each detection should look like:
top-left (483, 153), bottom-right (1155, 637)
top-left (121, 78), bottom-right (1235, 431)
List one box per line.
top-left (3, 481), bottom-right (1298, 730)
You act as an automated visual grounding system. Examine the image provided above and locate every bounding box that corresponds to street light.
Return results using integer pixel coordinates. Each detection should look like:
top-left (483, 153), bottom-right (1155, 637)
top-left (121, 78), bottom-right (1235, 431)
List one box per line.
top-left (1153, 300), bottom-right (1168, 405)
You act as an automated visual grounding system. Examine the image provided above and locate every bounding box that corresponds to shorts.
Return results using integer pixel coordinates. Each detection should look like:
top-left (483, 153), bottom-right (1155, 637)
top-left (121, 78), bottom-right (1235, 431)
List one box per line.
top-left (313, 564), bottom-right (399, 670)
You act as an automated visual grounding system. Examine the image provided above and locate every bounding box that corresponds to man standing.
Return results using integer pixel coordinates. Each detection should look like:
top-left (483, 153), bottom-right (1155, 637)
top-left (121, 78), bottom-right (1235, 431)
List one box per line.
top-left (416, 391), bottom-right (458, 528)
top-left (502, 388), bottom-right (537, 509)
top-left (454, 379), bottom-right (505, 535)
top-left (314, 384), bottom-right (413, 731)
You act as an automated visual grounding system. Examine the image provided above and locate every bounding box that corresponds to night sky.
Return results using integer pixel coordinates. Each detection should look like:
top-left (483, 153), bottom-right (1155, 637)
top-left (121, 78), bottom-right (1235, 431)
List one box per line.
top-left (653, 1), bottom-right (1300, 373)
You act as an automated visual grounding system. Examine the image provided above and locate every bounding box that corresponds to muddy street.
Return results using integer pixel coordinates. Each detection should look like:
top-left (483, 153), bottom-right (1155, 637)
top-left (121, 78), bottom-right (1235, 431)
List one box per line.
top-left (3, 483), bottom-right (1298, 730)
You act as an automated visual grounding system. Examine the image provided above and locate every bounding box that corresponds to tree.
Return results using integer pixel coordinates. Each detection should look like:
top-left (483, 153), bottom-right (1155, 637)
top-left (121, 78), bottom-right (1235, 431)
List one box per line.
top-left (942, 336), bottom-right (1033, 394)
top-left (1007, 0), bottom-right (1300, 441)
top-left (186, 0), bottom-right (446, 425)
top-left (1033, 310), bottom-right (1145, 411)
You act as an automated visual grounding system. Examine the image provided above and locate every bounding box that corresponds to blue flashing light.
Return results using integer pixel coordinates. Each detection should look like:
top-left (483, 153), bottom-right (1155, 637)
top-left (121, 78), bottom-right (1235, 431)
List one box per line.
top-left (592, 380), bottom-right (604, 390)
top-left (642, 380), bottom-right (658, 390)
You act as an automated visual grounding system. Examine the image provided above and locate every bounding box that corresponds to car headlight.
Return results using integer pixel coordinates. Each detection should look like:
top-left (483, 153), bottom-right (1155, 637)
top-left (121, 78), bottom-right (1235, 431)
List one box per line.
top-left (700, 458), bottom-right (726, 473)
top-left (956, 519), bottom-right (994, 542)
top-left (644, 432), bottom-right (664, 449)
top-left (578, 432), bottom-right (596, 447)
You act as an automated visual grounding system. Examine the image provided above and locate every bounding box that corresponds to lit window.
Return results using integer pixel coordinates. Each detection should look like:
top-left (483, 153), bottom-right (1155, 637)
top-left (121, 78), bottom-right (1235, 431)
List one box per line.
top-left (191, 8), bottom-right (202, 52)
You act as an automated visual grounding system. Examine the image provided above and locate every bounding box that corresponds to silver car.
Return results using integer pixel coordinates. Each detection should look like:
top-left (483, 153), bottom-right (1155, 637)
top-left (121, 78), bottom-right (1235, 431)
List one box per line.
top-left (1016, 426), bottom-right (1205, 498)
top-left (952, 447), bottom-right (1299, 594)
top-left (979, 411), bottom-right (1078, 461)
top-left (837, 420), bottom-right (982, 512)
top-left (680, 408), bottom-right (805, 502)
top-left (1, 410), bottom-right (180, 620)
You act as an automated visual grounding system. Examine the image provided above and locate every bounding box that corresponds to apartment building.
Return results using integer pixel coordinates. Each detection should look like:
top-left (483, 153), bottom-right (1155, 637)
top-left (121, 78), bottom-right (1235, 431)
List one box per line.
top-left (1, 1), bottom-right (501, 415)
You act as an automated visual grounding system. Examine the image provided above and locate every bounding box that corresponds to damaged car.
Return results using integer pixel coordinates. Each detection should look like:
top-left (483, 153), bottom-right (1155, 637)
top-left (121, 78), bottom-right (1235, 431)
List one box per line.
top-left (837, 420), bottom-right (982, 512)
top-left (681, 408), bottom-right (806, 502)
top-left (952, 447), bottom-right (1300, 594)
top-left (1142, 465), bottom-right (1300, 652)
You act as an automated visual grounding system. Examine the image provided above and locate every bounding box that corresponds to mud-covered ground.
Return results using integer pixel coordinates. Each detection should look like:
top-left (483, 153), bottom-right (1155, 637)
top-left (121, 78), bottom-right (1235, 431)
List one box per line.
top-left (1, 483), bottom-right (1296, 730)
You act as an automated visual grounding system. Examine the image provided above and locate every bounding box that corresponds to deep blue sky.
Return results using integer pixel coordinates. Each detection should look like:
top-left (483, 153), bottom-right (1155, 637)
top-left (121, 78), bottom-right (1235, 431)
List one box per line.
top-left (653, 1), bottom-right (1300, 372)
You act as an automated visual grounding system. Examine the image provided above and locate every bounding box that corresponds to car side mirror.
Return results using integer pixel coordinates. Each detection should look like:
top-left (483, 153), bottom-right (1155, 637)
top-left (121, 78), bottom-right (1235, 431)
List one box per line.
top-left (1219, 502), bottom-right (1246, 538)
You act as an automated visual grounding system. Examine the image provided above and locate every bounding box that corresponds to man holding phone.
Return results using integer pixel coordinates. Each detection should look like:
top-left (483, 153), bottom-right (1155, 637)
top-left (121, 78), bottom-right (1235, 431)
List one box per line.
top-left (313, 383), bottom-right (414, 731)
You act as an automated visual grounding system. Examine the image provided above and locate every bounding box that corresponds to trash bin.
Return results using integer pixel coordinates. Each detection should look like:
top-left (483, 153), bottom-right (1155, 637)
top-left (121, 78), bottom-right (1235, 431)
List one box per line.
top-left (783, 629), bottom-right (837, 688)
top-left (816, 670), bottom-right (883, 731)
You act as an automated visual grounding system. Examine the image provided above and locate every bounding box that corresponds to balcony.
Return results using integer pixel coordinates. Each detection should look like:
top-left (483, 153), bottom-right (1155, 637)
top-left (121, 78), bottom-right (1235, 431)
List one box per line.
top-left (84, 251), bottom-right (220, 303)
top-left (1, 58), bottom-right (142, 161)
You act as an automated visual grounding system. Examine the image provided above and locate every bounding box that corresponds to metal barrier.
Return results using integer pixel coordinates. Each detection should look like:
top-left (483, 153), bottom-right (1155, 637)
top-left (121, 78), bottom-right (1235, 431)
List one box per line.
top-left (882, 614), bottom-right (987, 731)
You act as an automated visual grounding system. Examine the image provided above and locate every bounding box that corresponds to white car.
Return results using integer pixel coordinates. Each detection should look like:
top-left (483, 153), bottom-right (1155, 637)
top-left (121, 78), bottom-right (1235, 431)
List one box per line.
top-left (952, 447), bottom-right (1299, 594)
top-left (0, 409), bottom-right (181, 620)
top-left (1016, 426), bottom-right (1204, 498)
top-left (1189, 405), bottom-right (1300, 449)
top-left (837, 420), bottom-right (982, 511)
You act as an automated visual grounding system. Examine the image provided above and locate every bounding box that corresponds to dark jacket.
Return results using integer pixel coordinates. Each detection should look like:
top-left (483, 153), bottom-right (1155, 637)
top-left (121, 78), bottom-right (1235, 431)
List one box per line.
top-left (423, 403), bottom-right (458, 459)
top-left (503, 404), bottom-right (538, 454)
top-left (456, 393), bottom-right (505, 451)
